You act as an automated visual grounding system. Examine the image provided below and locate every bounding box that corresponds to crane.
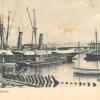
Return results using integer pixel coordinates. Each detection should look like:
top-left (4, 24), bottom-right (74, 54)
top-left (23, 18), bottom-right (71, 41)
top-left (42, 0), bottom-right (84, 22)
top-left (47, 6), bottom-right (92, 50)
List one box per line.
top-left (26, 7), bottom-right (37, 48)
top-left (6, 11), bottom-right (10, 46)
top-left (0, 16), bottom-right (3, 49)
top-left (6, 10), bottom-right (16, 47)
top-left (33, 8), bottom-right (37, 47)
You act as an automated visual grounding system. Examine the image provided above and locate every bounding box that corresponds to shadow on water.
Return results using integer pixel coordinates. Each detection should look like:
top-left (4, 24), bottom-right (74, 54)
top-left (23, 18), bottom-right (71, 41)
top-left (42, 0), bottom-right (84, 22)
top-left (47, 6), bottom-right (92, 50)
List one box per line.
top-left (15, 61), bottom-right (75, 76)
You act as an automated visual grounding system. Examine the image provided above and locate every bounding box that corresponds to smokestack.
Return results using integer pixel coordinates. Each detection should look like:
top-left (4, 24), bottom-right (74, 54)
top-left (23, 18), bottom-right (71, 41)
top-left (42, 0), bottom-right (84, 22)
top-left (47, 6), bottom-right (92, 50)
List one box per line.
top-left (38, 33), bottom-right (43, 49)
top-left (17, 31), bottom-right (23, 50)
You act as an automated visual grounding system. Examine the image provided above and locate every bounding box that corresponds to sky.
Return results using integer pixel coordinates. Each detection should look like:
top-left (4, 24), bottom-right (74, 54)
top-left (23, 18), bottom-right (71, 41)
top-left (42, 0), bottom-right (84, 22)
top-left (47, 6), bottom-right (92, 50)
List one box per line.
top-left (1, 0), bottom-right (100, 46)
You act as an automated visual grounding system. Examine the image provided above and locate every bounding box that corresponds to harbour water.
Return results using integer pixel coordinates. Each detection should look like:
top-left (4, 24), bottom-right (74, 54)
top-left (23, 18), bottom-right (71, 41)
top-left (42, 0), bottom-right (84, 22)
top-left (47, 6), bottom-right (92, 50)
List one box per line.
top-left (16, 54), bottom-right (100, 87)
top-left (1, 54), bottom-right (100, 87)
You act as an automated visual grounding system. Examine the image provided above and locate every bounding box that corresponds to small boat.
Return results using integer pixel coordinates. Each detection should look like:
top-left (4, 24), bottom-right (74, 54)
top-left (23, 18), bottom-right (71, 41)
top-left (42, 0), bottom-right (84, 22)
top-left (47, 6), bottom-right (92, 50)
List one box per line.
top-left (73, 67), bottom-right (100, 75)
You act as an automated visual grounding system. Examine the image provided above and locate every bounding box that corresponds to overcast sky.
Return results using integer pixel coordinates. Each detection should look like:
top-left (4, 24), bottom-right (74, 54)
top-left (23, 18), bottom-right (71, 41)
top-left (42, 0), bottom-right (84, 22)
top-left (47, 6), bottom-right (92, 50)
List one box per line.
top-left (1, 0), bottom-right (100, 45)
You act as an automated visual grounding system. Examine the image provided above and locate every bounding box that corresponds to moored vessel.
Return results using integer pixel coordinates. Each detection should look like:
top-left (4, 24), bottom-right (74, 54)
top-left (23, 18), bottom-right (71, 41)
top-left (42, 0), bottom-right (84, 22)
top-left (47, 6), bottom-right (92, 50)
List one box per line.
top-left (12, 8), bottom-right (77, 68)
top-left (85, 28), bottom-right (100, 61)
top-left (73, 67), bottom-right (100, 75)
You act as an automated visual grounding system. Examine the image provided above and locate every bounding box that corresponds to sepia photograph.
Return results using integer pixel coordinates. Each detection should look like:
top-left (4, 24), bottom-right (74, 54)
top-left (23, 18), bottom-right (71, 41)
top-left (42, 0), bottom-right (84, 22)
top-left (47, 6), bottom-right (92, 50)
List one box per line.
top-left (0, 0), bottom-right (99, 100)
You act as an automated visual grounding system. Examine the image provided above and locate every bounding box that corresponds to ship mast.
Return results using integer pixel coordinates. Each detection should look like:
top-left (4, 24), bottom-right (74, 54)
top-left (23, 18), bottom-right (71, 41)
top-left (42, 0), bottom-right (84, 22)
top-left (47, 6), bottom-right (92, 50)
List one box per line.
top-left (6, 10), bottom-right (16, 47)
top-left (0, 16), bottom-right (3, 49)
top-left (95, 28), bottom-right (98, 53)
top-left (0, 0), bottom-right (4, 49)
top-left (0, 0), bottom-right (5, 88)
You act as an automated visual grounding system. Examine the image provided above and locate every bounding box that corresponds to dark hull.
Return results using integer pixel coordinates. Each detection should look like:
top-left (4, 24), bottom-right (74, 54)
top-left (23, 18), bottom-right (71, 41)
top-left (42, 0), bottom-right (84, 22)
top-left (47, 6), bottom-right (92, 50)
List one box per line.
top-left (13, 50), bottom-right (77, 69)
top-left (65, 53), bottom-right (76, 62)
top-left (17, 60), bottom-right (63, 68)
top-left (16, 53), bottom-right (76, 68)
top-left (85, 53), bottom-right (100, 61)
top-left (52, 52), bottom-right (76, 63)
top-left (12, 51), bottom-right (77, 63)
top-left (17, 54), bottom-right (76, 68)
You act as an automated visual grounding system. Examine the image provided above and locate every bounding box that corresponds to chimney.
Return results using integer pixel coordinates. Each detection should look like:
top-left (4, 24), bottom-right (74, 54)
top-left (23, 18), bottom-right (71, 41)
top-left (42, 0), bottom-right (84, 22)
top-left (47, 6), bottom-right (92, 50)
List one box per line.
top-left (17, 31), bottom-right (23, 50)
top-left (38, 33), bottom-right (43, 49)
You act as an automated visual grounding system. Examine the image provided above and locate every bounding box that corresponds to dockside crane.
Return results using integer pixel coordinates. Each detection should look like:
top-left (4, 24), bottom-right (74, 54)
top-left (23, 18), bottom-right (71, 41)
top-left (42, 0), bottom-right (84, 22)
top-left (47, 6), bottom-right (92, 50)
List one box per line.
top-left (26, 7), bottom-right (37, 49)
top-left (0, 16), bottom-right (4, 49)
top-left (33, 8), bottom-right (37, 47)
top-left (6, 10), bottom-right (16, 47)
top-left (6, 11), bottom-right (10, 47)
top-left (0, 0), bottom-right (4, 49)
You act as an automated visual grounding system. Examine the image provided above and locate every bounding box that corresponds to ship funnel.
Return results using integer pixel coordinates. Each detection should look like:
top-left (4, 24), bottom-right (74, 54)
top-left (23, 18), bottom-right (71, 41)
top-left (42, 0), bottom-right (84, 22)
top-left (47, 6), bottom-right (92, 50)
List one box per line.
top-left (17, 31), bottom-right (23, 50)
top-left (38, 33), bottom-right (43, 49)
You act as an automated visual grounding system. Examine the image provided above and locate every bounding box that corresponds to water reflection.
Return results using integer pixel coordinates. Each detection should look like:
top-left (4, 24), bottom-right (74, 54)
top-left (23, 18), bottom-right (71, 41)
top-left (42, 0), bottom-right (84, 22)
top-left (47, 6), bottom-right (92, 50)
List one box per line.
top-left (73, 54), bottom-right (100, 85)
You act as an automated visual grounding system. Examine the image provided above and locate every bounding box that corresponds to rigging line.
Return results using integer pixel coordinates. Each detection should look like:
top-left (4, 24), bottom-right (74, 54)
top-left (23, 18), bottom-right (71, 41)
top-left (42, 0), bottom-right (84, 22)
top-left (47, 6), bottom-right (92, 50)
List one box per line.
top-left (9, 9), bottom-right (17, 34)
top-left (26, 7), bottom-right (33, 29)
top-left (26, 7), bottom-right (34, 45)
top-left (33, 8), bottom-right (36, 28)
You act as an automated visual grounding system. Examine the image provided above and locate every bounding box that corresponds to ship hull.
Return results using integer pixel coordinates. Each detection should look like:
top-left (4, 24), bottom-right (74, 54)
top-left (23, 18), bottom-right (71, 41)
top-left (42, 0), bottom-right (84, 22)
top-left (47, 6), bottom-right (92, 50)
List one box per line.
top-left (85, 53), bottom-right (100, 61)
top-left (58, 52), bottom-right (76, 62)
top-left (12, 50), bottom-right (77, 63)
top-left (73, 67), bottom-right (100, 75)
top-left (15, 52), bottom-right (76, 68)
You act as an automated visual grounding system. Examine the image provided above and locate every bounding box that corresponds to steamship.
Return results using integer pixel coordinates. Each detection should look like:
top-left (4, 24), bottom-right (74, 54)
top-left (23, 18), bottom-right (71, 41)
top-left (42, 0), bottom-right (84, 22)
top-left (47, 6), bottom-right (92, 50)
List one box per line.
top-left (13, 32), bottom-right (76, 68)
top-left (0, 8), bottom-right (76, 69)
top-left (12, 8), bottom-right (76, 68)
top-left (13, 47), bottom-right (76, 68)
top-left (12, 31), bottom-right (76, 63)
